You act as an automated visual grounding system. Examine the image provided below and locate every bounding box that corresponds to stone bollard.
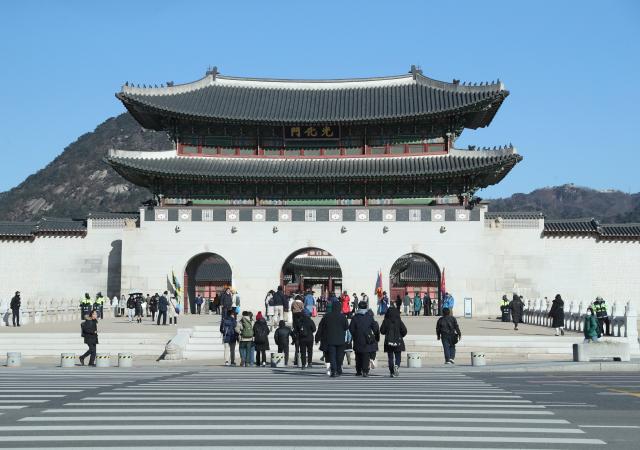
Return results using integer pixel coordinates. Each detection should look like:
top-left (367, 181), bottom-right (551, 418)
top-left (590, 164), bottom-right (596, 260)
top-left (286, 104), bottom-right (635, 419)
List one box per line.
top-left (471, 352), bottom-right (486, 366)
top-left (60, 353), bottom-right (76, 368)
top-left (407, 352), bottom-right (422, 368)
top-left (95, 354), bottom-right (111, 368)
top-left (118, 353), bottom-right (133, 368)
top-left (270, 352), bottom-right (285, 368)
top-left (6, 352), bottom-right (21, 367)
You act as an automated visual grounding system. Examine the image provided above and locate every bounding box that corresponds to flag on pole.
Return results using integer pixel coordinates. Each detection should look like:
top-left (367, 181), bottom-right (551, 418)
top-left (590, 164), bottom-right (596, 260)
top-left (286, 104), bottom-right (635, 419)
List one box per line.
top-left (440, 267), bottom-right (446, 297)
top-left (375, 269), bottom-right (383, 299)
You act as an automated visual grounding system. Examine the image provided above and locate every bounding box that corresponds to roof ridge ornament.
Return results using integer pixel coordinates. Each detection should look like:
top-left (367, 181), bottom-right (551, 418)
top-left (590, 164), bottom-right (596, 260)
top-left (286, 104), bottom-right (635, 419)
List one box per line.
top-left (206, 66), bottom-right (219, 79)
top-left (410, 64), bottom-right (423, 80)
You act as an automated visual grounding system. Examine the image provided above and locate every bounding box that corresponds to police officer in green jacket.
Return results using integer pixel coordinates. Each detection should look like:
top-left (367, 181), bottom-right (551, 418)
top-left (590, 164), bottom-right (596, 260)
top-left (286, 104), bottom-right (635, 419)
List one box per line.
top-left (592, 296), bottom-right (610, 336)
top-left (93, 292), bottom-right (105, 319)
top-left (80, 293), bottom-right (92, 320)
top-left (500, 295), bottom-right (511, 322)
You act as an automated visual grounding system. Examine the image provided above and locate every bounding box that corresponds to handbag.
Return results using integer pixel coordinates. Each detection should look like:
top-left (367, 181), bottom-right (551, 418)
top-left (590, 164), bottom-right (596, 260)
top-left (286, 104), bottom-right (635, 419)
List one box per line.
top-left (311, 306), bottom-right (317, 318)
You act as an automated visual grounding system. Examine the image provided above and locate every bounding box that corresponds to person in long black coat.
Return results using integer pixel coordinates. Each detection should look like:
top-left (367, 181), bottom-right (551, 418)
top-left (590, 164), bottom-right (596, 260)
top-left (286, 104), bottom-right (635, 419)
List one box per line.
top-left (10, 291), bottom-right (21, 327)
top-left (380, 306), bottom-right (407, 377)
top-left (80, 310), bottom-right (98, 366)
top-left (509, 294), bottom-right (524, 331)
top-left (316, 300), bottom-right (349, 377)
top-left (252, 312), bottom-right (270, 367)
top-left (349, 301), bottom-right (380, 377)
top-left (548, 294), bottom-right (565, 336)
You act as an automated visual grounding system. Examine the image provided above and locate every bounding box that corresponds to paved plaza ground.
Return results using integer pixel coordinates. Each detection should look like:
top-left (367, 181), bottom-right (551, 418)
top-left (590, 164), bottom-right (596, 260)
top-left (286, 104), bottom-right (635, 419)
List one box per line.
top-left (0, 367), bottom-right (639, 449)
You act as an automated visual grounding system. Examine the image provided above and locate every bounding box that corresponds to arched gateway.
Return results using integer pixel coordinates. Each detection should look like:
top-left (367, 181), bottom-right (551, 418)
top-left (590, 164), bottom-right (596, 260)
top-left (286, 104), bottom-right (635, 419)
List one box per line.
top-left (389, 253), bottom-right (441, 314)
top-left (281, 248), bottom-right (342, 297)
top-left (183, 253), bottom-right (232, 314)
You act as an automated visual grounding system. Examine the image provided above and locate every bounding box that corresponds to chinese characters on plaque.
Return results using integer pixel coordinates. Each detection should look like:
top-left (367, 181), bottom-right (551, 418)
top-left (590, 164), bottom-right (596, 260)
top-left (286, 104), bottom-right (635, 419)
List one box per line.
top-left (284, 125), bottom-right (339, 140)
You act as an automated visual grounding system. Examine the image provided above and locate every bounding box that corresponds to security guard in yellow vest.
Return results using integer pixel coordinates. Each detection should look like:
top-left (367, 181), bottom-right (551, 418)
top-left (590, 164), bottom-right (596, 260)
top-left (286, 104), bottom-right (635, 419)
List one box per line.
top-left (592, 296), bottom-right (610, 336)
top-left (500, 295), bottom-right (510, 322)
top-left (93, 292), bottom-right (105, 319)
top-left (80, 293), bottom-right (92, 320)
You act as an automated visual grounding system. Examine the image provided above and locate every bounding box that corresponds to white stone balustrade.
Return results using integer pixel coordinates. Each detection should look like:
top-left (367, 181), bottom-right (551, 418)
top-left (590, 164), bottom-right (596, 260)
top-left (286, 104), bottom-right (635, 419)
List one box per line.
top-left (0, 296), bottom-right (113, 326)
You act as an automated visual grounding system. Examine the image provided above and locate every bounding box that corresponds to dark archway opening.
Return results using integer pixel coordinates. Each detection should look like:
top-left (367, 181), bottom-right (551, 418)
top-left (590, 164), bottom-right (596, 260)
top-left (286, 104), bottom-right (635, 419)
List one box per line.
top-left (389, 253), bottom-right (442, 315)
top-left (184, 253), bottom-right (232, 314)
top-left (280, 248), bottom-right (342, 299)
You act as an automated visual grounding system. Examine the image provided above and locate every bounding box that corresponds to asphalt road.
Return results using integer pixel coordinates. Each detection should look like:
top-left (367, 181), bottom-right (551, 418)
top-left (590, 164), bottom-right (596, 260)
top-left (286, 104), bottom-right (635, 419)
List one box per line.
top-left (0, 366), bottom-right (637, 448)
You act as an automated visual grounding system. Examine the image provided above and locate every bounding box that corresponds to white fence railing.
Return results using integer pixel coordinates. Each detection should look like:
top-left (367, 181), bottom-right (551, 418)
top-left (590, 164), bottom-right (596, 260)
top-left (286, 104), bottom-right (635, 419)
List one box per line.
top-left (0, 298), bottom-right (115, 327)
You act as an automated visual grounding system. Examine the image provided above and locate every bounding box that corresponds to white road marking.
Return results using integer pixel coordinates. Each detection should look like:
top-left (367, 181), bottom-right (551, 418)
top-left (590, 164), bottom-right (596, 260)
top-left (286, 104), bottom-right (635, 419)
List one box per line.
top-left (43, 408), bottom-right (554, 415)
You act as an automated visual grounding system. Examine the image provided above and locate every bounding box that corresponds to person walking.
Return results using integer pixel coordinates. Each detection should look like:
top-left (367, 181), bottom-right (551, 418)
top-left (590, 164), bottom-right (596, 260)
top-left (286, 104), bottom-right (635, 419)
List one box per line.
top-left (413, 292), bottom-right (422, 316)
top-left (10, 291), bottom-right (20, 327)
top-left (592, 296), bottom-right (611, 337)
top-left (402, 292), bottom-right (411, 316)
top-left (509, 294), bottom-right (524, 331)
top-left (380, 305), bottom-right (407, 377)
top-left (316, 298), bottom-right (349, 377)
top-left (195, 295), bottom-right (203, 315)
top-left (442, 292), bottom-right (455, 316)
top-left (126, 295), bottom-right (136, 323)
top-left (253, 311), bottom-right (270, 367)
top-left (349, 300), bottom-right (380, 377)
top-left (149, 294), bottom-right (158, 322)
top-left (379, 292), bottom-right (389, 316)
top-left (303, 290), bottom-right (315, 316)
top-left (340, 291), bottom-right (351, 317)
top-left (583, 307), bottom-right (600, 343)
top-left (436, 307), bottom-right (462, 364)
top-left (360, 292), bottom-right (370, 309)
top-left (291, 295), bottom-right (305, 366)
top-left (297, 309), bottom-right (316, 369)
top-left (423, 292), bottom-right (431, 316)
top-left (111, 295), bottom-right (119, 318)
top-left (272, 286), bottom-right (286, 327)
top-left (500, 295), bottom-right (511, 322)
top-left (220, 287), bottom-right (234, 318)
top-left (79, 309), bottom-right (99, 366)
top-left (167, 296), bottom-right (178, 325)
top-left (273, 319), bottom-right (295, 366)
top-left (80, 293), bottom-right (92, 320)
top-left (118, 294), bottom-right (126, 317)
top-left (236, 311), bottom-right (254, 367)
top-left (134, 294), bottom-right (144, 323)
top-left (220, 309), bottom-right (238, 366)
top-left (156, 291), bottom-right (168, 326)
top-left (548, 294), bottom-right (565, 336)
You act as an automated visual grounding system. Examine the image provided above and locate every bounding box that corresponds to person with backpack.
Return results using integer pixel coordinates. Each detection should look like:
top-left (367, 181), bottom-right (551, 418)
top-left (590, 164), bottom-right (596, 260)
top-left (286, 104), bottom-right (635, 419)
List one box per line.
top-left (134, 294), bottom-right (144, 323)
top-left (273, 320), bottom-right (295, 366)
top-left (149, 294), bottom-right (158, 322)
top-left (436, 307), bottom-right (462, 364)
top-left (349, 300), bottom-right (380, 377)
top-left (380, 306), bottom-right (408, 377)
top-left (253, 311), bottom-right (270, 367)
top-left (220, 309), bottom-right (238, 366)
top-left (235, 311), bottom-right (254, 367)
top-left (79, 309), bottom-right (99, 366)
top-left (303, 290), bottom-right (315, 316)
top-left (297, 309), bottom-right (317, 369)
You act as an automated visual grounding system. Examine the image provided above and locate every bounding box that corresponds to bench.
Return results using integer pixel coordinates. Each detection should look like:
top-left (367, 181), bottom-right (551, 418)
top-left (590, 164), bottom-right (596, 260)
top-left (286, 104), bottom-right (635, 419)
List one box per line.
top-left (572, 341), bottom-right (631, 362)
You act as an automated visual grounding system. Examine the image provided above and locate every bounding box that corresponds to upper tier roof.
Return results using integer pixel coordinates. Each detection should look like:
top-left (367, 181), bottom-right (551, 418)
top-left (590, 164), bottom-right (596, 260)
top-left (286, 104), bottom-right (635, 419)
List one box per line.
top-left (117, 66), bottom-right (508, 128)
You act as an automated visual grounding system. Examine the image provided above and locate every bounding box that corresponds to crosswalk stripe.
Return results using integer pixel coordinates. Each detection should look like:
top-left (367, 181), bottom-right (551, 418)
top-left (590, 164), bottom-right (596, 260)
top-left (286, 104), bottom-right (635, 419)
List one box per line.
top-left (101, 392), bottom-right (523, 398)
top-left (0, 434), bottom-right (606, 444)
top-left (0, 424), bottom-right (585, 433)
top-left (43, 408), bottom-right (554, 415)
top-left (80, 396), bottom-right (533, 403)
top-left (19, 416), bottom-right (571, 424)
top-left (64, 401), bottom-right (544, 408)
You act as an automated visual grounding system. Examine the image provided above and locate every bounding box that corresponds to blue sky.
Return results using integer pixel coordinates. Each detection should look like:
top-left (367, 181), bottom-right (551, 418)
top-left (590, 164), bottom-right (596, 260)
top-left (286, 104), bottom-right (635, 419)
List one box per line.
top-left (0, 0), bottom-right (638, 197)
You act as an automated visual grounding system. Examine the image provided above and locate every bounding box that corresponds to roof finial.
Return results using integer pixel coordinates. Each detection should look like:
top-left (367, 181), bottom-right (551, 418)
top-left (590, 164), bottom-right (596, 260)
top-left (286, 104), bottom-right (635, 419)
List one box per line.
top-left (409, 64), bottom-right (422, 79)
top-left (166, 81), bottom-right (174, 87)
top-left (206, 66), bottom-right (219, 79)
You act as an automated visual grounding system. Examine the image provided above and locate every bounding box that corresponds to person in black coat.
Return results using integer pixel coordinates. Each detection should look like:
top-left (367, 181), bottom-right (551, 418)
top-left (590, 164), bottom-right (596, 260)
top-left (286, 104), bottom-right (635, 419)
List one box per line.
top-left (548, 294), bottom-right (565, 336)
top-left (316, 299), bottom-right (349, 377)
top-left (380, 306), bottom-right (407, 377)
top-left (10, 291), bottom-right (21, 327)
top-left (149, 294), bottom-right (158, 321)
top-left (80, 309), bottom-right (99, 366)
top-left (219, 288), bottom-right (234, 317)
top-left (349, 301), bottom-right (380, 377)
top-left (509, 294), bottom-right (525, 331)
top-left (157, 292), bottom-right (168, 325)
top-left (296, 309), bottom-right (317, 369)
top-left (252, 312), bottom-right (270, 367)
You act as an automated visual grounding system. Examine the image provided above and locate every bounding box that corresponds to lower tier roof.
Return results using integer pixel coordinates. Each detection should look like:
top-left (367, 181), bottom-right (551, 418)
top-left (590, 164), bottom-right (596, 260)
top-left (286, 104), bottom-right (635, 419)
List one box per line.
top-left (106, 147), bottom-right (522, 198)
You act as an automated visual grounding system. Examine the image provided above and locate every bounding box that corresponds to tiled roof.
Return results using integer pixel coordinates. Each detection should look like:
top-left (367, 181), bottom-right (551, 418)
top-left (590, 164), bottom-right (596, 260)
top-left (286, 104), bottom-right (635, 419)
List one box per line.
top-left (485, 212), bottom-right (544, 220)
top-left (194, 257), bottom-right (232, 282)
top-left (117, 68), bottom-right (508, 127)
top-left (0, 221), bottom-right (37, 237)
top-left (598, 223), bottom-right (640, 238)
top-left (399, 260), bottom-right (440, 283)
top-left (87, 212), bottom-right (140, 220)
top-left (284, 256), bottom-right (342, 278)
top-left (106, 149), bottom-right (522, 184)
top-left (0, 218), bottom-right (86, 238)
top-left (543, 218), bottom-right (599, 235)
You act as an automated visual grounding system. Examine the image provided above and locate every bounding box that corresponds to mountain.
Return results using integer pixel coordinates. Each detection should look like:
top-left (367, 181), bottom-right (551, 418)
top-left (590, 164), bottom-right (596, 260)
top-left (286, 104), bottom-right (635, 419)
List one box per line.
top-left (488, 185), bottom-right (640, 223)
top-left (0, 112), bottom-right (638, 223)
top-left (0, 113), bottom-right (171, 221)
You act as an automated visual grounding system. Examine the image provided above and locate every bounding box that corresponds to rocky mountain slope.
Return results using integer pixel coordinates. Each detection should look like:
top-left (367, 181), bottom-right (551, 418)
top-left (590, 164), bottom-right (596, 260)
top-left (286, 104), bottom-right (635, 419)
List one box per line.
top-left (0, 113), bottom-right (638, 223)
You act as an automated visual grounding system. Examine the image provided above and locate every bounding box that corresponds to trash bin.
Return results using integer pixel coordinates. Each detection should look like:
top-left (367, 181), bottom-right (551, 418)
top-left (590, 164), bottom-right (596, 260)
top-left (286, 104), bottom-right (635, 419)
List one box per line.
top-left (270, 352), bottom-right (285, 368)
top-left (96, 353), bottom-right (111, 368)
top-left (407, 352), bottom-right (422, 368)
top-left (60, 353), bottom-right (75, 368)
top-left (118, 353), bottom-right (133, 368)
top-left (6, 352), bottom-right (21, 368)
top-left (471, 352), bottom-right (486, 366)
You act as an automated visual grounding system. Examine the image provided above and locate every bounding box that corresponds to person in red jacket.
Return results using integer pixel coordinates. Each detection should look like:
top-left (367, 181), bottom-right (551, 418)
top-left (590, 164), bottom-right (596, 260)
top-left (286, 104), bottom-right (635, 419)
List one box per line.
top-left (340, 291), bottom-right (351, 317)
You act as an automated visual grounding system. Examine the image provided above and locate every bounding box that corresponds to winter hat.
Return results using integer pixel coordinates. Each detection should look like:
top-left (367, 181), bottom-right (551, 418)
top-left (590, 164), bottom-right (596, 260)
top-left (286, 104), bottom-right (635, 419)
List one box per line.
top-left (256, 311), bottom-right (264, 321)
top-left (278, 320), bottom-right (286, 328)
